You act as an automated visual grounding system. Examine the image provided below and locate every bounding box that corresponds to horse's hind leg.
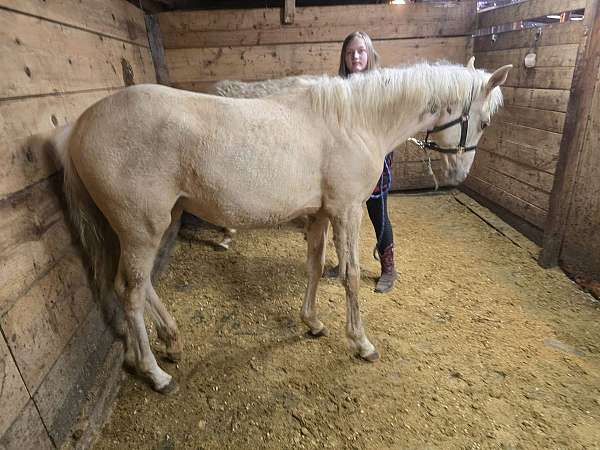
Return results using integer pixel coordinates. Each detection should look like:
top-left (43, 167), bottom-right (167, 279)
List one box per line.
top-left (115, 231), bottom-right (177, 393)
top-left (217, 227), bottom-right (236, 250)
top-left (301, 214), bottom-right (329, 337)
top-left (146, 284), bottom-right (182, 362)
top-left (331, 206), bottom-right (379, 361)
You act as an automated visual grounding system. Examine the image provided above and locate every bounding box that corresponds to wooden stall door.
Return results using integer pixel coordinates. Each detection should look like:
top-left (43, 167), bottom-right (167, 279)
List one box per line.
top-left (155, 1), bottom-right (476, 190)
top-left (542, 0), bottom-right (600, 281)
top-left (466, 0), bottom-right (586, 240)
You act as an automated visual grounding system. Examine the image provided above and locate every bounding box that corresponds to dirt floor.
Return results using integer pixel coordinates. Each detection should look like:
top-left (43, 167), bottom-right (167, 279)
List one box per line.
top-left (93, 192), bottom-right (600, 450)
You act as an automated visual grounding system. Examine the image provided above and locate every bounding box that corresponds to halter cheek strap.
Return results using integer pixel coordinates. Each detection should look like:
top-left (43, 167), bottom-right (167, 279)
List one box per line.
top-left (423, 113), bottom-right (477, 155)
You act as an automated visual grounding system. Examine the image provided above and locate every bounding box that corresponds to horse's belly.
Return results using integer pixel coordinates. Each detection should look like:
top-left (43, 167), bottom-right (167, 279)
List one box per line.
top-left (181, 194), bottom-right (320, 230)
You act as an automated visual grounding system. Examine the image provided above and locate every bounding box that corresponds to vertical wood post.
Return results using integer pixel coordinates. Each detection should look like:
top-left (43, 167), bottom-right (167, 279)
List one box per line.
top-left (539, 0), bottom-right (600, 267)
top-left (282, 0), bottom-right (295, 25)
top-left (144, 14), bottom-right (171, 86)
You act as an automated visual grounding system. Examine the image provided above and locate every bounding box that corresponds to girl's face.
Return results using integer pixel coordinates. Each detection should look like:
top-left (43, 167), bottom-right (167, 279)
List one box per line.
top-left (344, 37), bottom-right (369, 74)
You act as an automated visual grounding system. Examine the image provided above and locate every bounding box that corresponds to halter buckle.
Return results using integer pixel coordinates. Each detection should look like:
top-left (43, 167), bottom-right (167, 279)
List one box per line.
top-left (456, 146), bottom-right (465, 155)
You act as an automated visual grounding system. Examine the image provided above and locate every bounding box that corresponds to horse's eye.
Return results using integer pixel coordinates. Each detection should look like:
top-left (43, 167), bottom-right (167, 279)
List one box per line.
top-left (481, 121), bottom-right (489, 130)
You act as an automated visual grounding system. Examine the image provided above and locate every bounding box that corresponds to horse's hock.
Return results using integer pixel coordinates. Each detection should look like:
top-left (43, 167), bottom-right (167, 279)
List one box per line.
top-left (1, 1), bottom-right (599, 449)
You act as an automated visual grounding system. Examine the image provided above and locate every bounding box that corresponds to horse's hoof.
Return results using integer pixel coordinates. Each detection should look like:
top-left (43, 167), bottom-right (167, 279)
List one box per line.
top-left (165, 351), bottom-right (182, 363)
top-left (306, 327), bottom-right (329, 339)
top-left (360, 350), bottom-right (380, 362)
top-left (155, 378), bottom-right (179, 395)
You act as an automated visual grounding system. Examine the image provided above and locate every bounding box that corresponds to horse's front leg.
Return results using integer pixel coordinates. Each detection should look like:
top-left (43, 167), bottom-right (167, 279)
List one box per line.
top-left (332, 207), bottom-right (379, 361)
top-left (300, 214), bottom-right (329, 337)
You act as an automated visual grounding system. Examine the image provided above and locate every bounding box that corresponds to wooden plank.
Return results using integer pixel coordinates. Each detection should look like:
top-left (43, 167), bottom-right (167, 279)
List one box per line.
top-left (475, 148), bottom-right (554, 193)
top-left (0, 177), bottom-right (75, 316)
top-left (0, 400), bottom-right (53, 450)
top-left (491, 121), bottom-right (563, 151)
top-left (158, 2), bottom-right (476, 49)
top-left (475, 44), bottom-right (579, 69)
top-left (0, 0), bottom-right (148, 46)
top-left (391, 160), bottom-right (447, 191)
top-left (1, 252), bottom-right (95, 393)
top-left (464, 174), bottom-right (546, 228)
top-left (166, 36), bottom-right (470, 83)
top-left (283, 0), bottom-right (295, 25)
top-left (471, 153), bottom-right (550, 210)
top-left (0, 335), bottom-right (29, 438)
top-left (34, 305), bottom-right (114, 446)
top-left (474, 22), bottom-right (583, 53)
top-left (478, 0), bottom-right (587, 29)
top-left (502, 87), bottom-right (570, 112)
top-left (495, 105), bottom-right (566, 133)
top-left (480, 65), bottom-right (575, 90)
top-left (0, 9), bottom-right (156, 99)
top-left (0, 91), bottom-right (115, 199)
top-left (540, 0), bottom-right (600, 267)
top-left (145, 14), bottom-right (171, 85)
top-left (453, 191), bottom-right (541, 258)
top-left (480, 133), bottom-right (559, 174)
top-left (560, 38), bottom-right (600, 278)
top-left (58, 341), bottom-right (124, 450)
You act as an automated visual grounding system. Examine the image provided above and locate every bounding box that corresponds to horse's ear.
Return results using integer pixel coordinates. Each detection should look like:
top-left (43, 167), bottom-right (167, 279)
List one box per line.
top-left (466, 56), bottom-right (475, 70)
top-left (486, 64), bottom-right (512, 93)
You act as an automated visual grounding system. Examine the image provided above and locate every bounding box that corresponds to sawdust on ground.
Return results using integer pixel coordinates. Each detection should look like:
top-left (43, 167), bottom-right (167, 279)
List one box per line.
top-left (93, 192), bottom-right (600, 450)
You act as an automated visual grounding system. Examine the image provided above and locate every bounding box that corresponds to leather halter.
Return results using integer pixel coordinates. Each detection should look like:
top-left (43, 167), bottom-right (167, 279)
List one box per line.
top-left (409, 110), bottom-right (477, 155)
top-left (423, 112), bottom-right (476, 155)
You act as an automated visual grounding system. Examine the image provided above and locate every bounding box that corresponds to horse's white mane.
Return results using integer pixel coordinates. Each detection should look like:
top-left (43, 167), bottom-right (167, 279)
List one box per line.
top-left (308, 62), bottom-right (504, 131)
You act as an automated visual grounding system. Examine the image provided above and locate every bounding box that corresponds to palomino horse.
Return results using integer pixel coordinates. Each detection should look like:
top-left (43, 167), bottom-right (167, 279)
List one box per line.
top-left (51, 60), bottom-right (510, 393)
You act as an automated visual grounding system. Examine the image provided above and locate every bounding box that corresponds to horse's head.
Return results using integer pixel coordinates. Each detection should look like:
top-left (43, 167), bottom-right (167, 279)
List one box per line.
top-left (425, 58), bottom-right (512, 186)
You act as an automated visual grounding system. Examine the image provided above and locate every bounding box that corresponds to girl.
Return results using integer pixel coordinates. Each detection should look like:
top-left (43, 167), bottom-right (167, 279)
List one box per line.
top-left (326, 31), bottom-right (397, 293)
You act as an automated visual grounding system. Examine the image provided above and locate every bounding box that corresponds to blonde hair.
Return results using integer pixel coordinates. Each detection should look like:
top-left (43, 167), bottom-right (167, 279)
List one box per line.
top-left (338, 31), bottom-right (380, 78)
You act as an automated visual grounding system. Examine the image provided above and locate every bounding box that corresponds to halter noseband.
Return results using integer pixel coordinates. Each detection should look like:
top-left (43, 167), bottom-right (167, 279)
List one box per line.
top-left (423, 112), bottom-right (477, 155)
top-left (408, 108), bottom-right (477, 155)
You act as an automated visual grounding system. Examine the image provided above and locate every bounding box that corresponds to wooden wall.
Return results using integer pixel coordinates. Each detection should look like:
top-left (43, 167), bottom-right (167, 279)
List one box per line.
top-left (155, 1), bottom-right (476, 190)
top-left (465, 0), bottom-right (586, 231)
top-left (0, 1), bottom-right (155, 448)
top-left (539, 0), bottom-right (600, 281)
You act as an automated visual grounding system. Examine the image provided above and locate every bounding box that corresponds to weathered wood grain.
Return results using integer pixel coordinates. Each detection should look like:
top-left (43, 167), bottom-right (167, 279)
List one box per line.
top-left (495, 106), bottom-right (566, 134)
top-left (159, 2), bottom-right (475, 48)
top-left (479, 131), bottom-right (559, 175)
top-left (540, 0), bottom-right (600, 267)
top-left (0, 336), bottom-right (29, 438)
top-left (0, 0), bottom-right (148, 46)
top-left (166, 36), bottom-right (470, 83)
top-left (1, 252), bottom-right (95, 392)
top-left (464, 175), bottom-right (546, 229)
top-left (0, 177), bottom-right (75, 317)
top-left (0, 9), bottom-right (155, 99)
top-left (471, 152), bottom-right (551, 210)
top-left (34, 305), bottom-right (114, 445)
top-left (501, 87), bottom-right (570, 112)
top-left (0, 400), bottom-right (54, 450)
top-left (0, 90), bottom-right (115, 198)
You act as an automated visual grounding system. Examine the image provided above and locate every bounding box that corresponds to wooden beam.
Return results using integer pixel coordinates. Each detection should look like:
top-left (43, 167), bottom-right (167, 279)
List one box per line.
top-left (478, 0), bottom-right (586, 29)
top-left (145, 14), bottom-right (171, 85)
top-left (283, 0), bottom-right (295, 25)
top-left (539, 0), bottom-right (600, 267)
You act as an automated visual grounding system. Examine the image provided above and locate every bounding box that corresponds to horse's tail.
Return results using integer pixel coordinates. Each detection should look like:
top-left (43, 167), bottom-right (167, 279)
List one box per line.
top-left (38, 125), bottom-right (124, 333)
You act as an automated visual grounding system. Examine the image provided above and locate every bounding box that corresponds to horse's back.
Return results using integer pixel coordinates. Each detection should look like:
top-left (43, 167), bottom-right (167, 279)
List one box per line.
top-left (67, 84), bottom-right (326, 230)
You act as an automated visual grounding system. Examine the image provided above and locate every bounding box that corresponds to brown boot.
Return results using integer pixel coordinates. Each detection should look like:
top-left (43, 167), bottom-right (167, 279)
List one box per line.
top-left (375, 244), bottom-right (397, 293)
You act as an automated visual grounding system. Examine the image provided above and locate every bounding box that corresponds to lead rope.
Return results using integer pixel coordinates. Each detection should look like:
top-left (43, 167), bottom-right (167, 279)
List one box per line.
top-left (370, 157), bottom-right (392, 261)
top-left (408, 137), bottom-right (439, 191)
